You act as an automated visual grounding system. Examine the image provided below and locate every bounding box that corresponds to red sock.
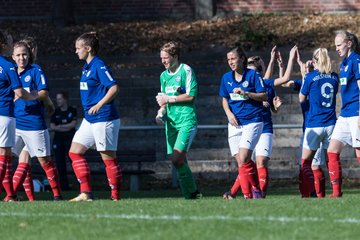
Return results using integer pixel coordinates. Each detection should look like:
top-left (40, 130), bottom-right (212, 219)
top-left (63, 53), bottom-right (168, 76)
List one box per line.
top-left (238, 166), bottom-right (251, 198)
top-left (41, 161), bottom-right (61, 197)
top-left (230, 174), bottom-right (241, 196)
top-left (2, 157), bottom-right (15, 197)
top-left (0, 155), bottom-right (6, 193)
top-left (301, 159), bottom-right (315, 197)
top-left (313, 168), bottom-right (325, 198)
top-left (13, 162), bottom-right (29, 193)
top-left (327, 152), bottom-right (342, 196)
top-left (246, 161), bottom-right (260, 190)
top-left (104, 159), bottom-right (122, 200)
top-left (69, 152), bottom-right (91, 192)
top-left (23, 168), bottom-right (35, 201)
top-left (298, 167), bottom-right (305, 196)
top-left (257, 166), bottom-right (269, 195)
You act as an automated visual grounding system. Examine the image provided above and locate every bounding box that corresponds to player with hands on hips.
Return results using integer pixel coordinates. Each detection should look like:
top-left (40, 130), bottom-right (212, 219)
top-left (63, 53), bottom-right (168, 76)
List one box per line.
top-left (68, 32), bottom-right (122, 202)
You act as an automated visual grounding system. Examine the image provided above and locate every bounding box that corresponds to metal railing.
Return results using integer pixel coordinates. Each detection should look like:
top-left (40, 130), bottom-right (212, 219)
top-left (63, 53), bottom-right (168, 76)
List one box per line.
top-left (119, 124), bottom-right (302, 130)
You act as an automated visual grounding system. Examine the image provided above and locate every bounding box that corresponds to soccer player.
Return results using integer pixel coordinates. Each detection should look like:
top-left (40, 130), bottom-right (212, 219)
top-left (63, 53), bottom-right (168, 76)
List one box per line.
top-left (223, 46), bottom-right (297, 199)
top-left (155, 41), bottom-right (201, 199)
top-left (219, 45), bottom-right (267, 199)
top-left (11, 41), bottom-right (62, 201)
top-left (326, 30), bottom-right (360, 198)
top-left (7, 37), bottom-right (41, 201)
top-left (284, 51), bottom-right (332, 198)
top-left (0, 31), bottom-right (39, 202)
top-left (69, 32), bottom-right (122, 201)
top-left (156, 41), bottom-right (202, 199)
top-left (299, 48), bottom-right (339, 198)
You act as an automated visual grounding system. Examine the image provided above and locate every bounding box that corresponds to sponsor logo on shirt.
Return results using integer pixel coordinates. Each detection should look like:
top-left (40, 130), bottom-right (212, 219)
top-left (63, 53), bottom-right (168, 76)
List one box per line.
top-left (100, 66), bottom-right (107, 70)
top-left (0, 66), bottom-right (2, 73)
top-left (340, 77), bottom-right (347, 85)
top-left (86, 70), bottom-right (91, 77)
top-left (227, 81), bottom-right (233, 86)
top-left (10, 67), bottom-right (15, 71)
top-left (80, 82), bottom-right (88, 90)
top-left (229, 93), bottom-right (249, 101)
top-left (165, 86), bottom-right (177, 93)
top-left (24, 75), bottom-right (31, 82)
top-left (344, 65), bottom-right (349, 72)
top-left (242, 81), bottom-right (249, 88)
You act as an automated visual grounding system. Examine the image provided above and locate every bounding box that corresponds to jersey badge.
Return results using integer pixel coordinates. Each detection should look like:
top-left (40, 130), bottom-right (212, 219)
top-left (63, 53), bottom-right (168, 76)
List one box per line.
top-left (24, 75), bottom-right (31, 82)
top-left (242, 81), bottom-right (249, 88)
top-left (175, 76), bottom-right (181, 82)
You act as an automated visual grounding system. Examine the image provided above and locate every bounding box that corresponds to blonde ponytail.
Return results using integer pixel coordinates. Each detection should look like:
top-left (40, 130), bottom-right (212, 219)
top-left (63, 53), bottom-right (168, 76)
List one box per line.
top-left (313, 48), bottom-right (332, 74)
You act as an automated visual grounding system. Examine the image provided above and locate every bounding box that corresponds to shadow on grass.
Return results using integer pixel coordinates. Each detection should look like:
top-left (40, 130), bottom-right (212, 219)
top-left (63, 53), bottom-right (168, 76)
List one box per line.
top-left (4, 187), bottom-right (360, 201)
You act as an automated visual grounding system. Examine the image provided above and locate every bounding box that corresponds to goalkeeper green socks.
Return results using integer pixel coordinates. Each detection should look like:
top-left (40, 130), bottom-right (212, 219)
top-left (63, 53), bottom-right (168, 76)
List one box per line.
top-left (177, 164), bottom-right (197, 199)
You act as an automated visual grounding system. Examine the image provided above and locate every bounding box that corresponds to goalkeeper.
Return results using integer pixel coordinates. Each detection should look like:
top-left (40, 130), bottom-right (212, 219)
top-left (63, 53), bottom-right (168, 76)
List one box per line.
top-left (155, 41), bottom-right (201, 199)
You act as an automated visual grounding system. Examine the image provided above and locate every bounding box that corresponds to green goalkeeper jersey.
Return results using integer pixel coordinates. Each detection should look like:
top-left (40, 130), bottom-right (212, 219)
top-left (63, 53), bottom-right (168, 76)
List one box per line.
top-left (160, 63), bottom-right (198, 128)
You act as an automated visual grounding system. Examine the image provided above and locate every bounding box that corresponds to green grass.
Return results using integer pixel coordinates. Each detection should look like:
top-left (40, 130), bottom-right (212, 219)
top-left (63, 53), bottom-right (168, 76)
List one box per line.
top-left (1, 188), bottom-right (360, 240)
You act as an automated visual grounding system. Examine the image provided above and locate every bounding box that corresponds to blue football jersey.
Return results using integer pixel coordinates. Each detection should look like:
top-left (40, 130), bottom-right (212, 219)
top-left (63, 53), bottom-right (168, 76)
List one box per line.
top-left (219, 68), bottom-right (266, 125)
top-left (79, 56), bottom-right (119, 123)
top-left (338, 51), bottom-right (360, 117)
top-left (14, 64), bottom-right (48, 130)
top-left (0, 55), bottom-right (22, 117)
top-left (301, 70), bottom-right (339, 128)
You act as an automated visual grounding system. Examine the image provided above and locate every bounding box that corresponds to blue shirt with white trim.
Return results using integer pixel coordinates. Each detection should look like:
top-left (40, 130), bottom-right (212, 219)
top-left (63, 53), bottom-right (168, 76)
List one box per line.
top-left (339, 51), bottom-right (360, 117)
top-left (301, 70), bottom-right (338, 128)
top-left (14, 64), bottom-right (48, 130)
top-left (79, 56), bottom-right (119, 123)
top-left (219, 68), bottom-right (266, 125)
top-left (0, 55), bottom-right (22, 117)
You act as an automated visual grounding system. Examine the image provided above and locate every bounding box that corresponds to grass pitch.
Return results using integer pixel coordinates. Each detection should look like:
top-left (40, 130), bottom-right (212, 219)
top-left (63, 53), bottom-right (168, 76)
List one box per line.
top-left (1, 188), bottom-right (360, 240)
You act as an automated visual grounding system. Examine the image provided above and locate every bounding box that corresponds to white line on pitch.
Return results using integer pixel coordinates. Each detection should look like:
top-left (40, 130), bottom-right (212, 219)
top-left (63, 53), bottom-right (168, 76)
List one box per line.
top-left (0, 212), bottom-right (359, 223)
